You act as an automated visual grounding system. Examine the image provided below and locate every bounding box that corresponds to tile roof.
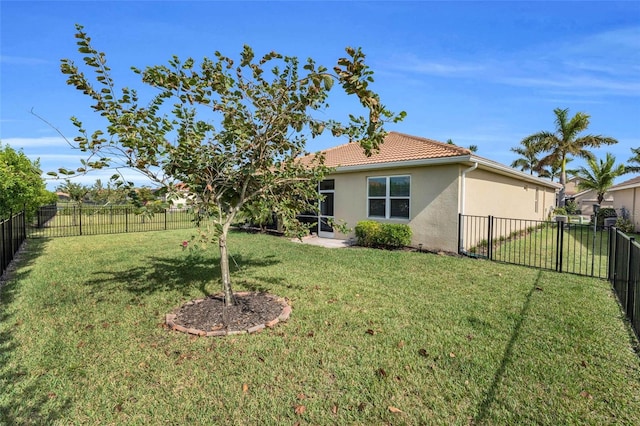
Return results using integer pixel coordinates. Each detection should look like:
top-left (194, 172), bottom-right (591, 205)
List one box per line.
top-left (299, 131), bottom-right (470, 168)
top-left (609, 175), bottom-right (640, 190)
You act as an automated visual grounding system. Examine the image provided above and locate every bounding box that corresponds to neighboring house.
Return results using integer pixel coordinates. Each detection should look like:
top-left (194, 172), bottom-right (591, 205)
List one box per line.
top-left (609, 176), bottom-right (640, 232)
top-left (299, 132), bottom-right (561, 253)
top-left (567, 188), bottom-right (614, 216)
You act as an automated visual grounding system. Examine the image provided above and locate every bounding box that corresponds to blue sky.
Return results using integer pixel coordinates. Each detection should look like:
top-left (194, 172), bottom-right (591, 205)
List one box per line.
top-left (1, 1), bottom-right (639, 190)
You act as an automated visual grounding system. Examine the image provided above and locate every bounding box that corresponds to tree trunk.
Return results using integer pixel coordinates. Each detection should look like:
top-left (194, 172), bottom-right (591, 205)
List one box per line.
top-left (218, 230), bottom-right (234, 307)
top-left (559, 157), bottom-right (567, 207)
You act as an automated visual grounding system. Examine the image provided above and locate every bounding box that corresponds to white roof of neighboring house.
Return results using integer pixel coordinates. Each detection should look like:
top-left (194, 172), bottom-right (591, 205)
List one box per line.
top-left (300, 131), bottom-right (561, 190)
top-left (609, 176), bottom-right (640, 192)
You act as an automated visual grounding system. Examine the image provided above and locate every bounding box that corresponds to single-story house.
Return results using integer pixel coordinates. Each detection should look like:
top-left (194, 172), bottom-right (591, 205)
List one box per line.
top-left (566, 187), bottom-right (614, 216)
top-left (299, 132), bottom-right (561, 253)
top-left (610, 176), bottom-right (640, 232)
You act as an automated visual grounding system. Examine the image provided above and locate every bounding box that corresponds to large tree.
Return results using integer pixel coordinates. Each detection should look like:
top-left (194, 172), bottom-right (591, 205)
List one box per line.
top-left (521, 108), bottom-right (617, 205)
top-left (574, 153), bottom-right (627, 204)
top-left (0, 144), bottom-right (56, 220)
top-left (55, 25), bottom-right (404, 306)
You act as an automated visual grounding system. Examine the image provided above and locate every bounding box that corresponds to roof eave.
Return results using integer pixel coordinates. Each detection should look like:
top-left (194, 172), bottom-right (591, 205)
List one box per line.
top-left (333, 155), bottom-right (472, 172)
top-left (469, 155), bottom-right (562, 189)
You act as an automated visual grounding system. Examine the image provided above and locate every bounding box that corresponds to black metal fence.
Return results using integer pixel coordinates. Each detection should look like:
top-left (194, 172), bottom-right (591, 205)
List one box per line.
top-left (608, 228), bottom-right (639, 340)
top-left (27, 204), bottom-right (197, 238)
top-left (1, 211), bottom-right (27, 278)
top-left (459, 214), bottom-right (640, 339)
top-left (458, 215), bottom-right (611, 278)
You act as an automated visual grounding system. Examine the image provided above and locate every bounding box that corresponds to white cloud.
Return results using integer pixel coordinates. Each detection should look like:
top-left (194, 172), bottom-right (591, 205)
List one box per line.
top-left (1, 136), bottom-right (71, 148)
top-left (0, 55), bottom-right (50, 65)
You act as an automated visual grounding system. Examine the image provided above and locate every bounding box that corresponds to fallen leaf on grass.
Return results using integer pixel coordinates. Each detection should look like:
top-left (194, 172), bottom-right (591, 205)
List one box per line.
top-left (297, 393), bottom-right (306, 400)
top-left (242, 383), bottom-right (248, 393)
top-left (449, 352), bottom-right (456, 358)
top-left (331, 405), bottom-right (338, 414)
top-left (388, 406), bottom-right (403, 413)
top-left (366, 329), bottom-right (375, 335)
top-left (581, 360), bottom-right (588, 368)
top-left (580, 391), bottom-right (593, 400)
top-left (376, 368), bottom-right (387, 378)
top-left (294, 405), bottom-right (306, 415)
top-left (418, 349), bottom-right (428, 357)
top-left (397, 340), bottom-right (405, 348)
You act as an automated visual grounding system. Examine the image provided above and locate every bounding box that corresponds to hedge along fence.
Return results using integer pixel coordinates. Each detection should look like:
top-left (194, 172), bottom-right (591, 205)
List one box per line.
top-left (354, 220), bottom-right (412, 249)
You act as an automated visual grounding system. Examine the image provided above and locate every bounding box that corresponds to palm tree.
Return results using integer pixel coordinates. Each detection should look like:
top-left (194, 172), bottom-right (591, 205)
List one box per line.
top-left (626, 147), bottom-right (640, 173)
top-left (522, 107), bottom-right (617, 205)
top-left (574, 153), bottom-right (626, 204)
top-left (510, 139), bottom-right (544, 175)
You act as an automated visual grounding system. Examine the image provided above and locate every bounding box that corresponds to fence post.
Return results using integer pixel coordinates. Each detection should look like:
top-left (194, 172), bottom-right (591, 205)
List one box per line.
top-left (608, 227), bottom-right (616, 282)
top-left (487, 215), bottom-right (494, 260)
top-left (125, 208), bottom-right (129, 233)
top-left (79, 205), bottom-right (83, 236)
top-left (1, 219), bottom-right (6, 273)
top-left (458, 213), bottom-right (462, 254)
top-left (555, 221), bottom-right (564, 273)
top-left (627, 238), bottom-right (636, 318)
top-left (164, 209), bottom-right (167, 230)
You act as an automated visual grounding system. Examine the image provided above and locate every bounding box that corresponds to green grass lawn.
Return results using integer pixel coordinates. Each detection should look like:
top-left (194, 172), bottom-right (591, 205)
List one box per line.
top-left (1, 230), bottom-right (639, 425)
top-left (491, 224), bottom-right (612, 278)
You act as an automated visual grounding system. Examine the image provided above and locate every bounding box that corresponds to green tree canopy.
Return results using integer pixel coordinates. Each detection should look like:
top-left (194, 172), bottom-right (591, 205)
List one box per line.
top-left (56, 24), bottom-right (404, 306)
top-left (0, 144), bottom-right (56, 220)
top-left (521, 108), bottom-right (617, 205)
top-left (574, 153), bottom-right (627, 204)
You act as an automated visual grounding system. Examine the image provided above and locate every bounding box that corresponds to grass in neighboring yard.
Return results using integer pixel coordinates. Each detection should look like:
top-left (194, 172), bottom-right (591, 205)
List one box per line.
top-left (492, 224), bottom-right (611, 278)
top-left (1, 230), bottom-right (639, 425)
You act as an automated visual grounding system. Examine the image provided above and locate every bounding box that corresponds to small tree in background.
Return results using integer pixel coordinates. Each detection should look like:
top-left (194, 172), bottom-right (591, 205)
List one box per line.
top-left (574, 153), bottom-right (627, 204)
top-left (0, 144), bottom-right (56, 220)
top-left (510, 138), bottom-right (544, 175)
top-left (521, 108), bottom-right (617, 206)
top-left (626, 147), bottom-right (640, 174)
top-left (55, 25), bottom-right (404, 306)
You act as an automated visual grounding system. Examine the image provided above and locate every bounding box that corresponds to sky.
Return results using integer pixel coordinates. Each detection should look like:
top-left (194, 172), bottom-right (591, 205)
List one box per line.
top-left (1, 0), bottom-right (639, 190)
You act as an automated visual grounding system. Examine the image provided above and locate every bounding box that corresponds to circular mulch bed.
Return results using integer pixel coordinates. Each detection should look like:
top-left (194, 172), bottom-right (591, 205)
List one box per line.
top-left (165, 292), bottom-right (291, 337)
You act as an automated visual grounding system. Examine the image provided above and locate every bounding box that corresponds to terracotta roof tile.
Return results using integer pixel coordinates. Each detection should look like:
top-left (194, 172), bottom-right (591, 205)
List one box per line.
top-left (300, 131), bottom-right (470, 168)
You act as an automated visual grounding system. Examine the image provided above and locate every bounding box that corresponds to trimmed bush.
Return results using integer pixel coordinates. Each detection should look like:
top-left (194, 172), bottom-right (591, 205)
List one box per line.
top-left (355, 220), bottom-right (382, 247)
top-left (355, 221), bottom-right (412, 249)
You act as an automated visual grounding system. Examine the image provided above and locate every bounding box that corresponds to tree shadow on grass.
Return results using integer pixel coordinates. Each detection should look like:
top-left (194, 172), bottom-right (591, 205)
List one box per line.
top-left (473, 269), bottom-right (543, 425)
top-left (82, 252), bottom-right (282, 300)
top-left (0, 239), bottom-right (73, 424)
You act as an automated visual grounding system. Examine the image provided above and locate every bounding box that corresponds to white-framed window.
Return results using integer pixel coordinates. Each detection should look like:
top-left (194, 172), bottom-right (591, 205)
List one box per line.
top-left (367, 175), bottom-right (410, 219)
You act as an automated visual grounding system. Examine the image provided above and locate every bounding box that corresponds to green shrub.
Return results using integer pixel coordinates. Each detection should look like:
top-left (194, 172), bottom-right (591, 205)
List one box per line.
top-left (355, 220), bottom-right (382, 247)
top-left (379, 223), bottom-right (412, 248)
top-left (565, 200), bottom-right (579, 215)
top-left (596, 207), bottom-right (617, 227)
top-left (355, 221), bottom-right (412, 249)
top-left (553, 207), bottom-right (567, 216)
top-left (615, 217), bottom-right (635, 233)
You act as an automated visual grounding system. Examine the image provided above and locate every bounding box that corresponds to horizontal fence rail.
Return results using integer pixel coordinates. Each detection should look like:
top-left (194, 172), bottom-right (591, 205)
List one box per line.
top-left (609, 228), bottom-right (639, 340)
top-left (1, 211), bottom-right (27, 278)
top-left (28, 205), bottom-right (198, 239)
top-left (458, 214), bottom-right (610, 279)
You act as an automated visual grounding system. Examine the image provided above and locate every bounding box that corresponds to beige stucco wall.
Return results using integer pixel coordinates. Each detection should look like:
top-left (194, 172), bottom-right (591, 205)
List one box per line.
top-left (570, 189), bottom-right (613, 215)
top-left (326, 164), bottom-right (558, 254)
top-left (612, 186), bottom-right (640, 232)
top-left (464, 168), bottom-right (556, 220)
top-left (329, 164), bottom-right (461, 252)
